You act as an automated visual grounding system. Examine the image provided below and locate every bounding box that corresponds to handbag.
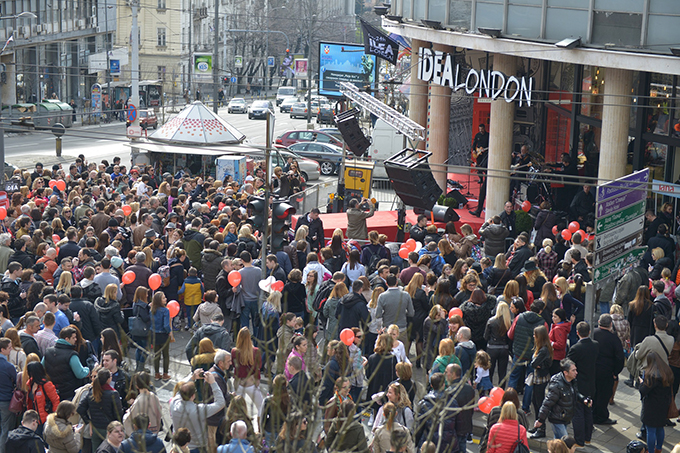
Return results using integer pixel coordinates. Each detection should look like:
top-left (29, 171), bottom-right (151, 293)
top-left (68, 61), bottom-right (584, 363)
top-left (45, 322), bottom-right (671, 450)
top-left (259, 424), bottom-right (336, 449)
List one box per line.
top-left (9, 389), bottom-right (26, 414)
top-left (669, 397), bottom-right (680, 419)
top-left (129, 316), bottom-right (150, 337)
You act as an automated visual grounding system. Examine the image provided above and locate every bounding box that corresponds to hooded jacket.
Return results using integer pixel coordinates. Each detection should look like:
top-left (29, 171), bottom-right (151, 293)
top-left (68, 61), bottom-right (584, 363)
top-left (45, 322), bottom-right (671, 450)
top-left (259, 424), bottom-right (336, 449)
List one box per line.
top-left (119, 430), bottom-right (166, 453)
top-left (549, 321), bottom-right (572, 361)
top-left (6, 426), bottom-right (46, 453)
top-left (170, 381), bottom-right (225, 449)
top-left (479, 223), bottom-right (509, 257)
top-left (79, 278), bottom-right (103, 302)
top-left (336, 291), bottom-right (370, 332)
top-left (455, 340), bottom-right (477, 375)
top-left (44, 414), bottom-right (81, 453)
top-left (183, 229), bottom-right (206, 269)
top-left (94, 297), bottom-right (124, 331)
top-left (454, 234), bottom-right (479, 259)
top-left (77, 385), bottom-right (123, 430)
top-left (201, 249), bottom-right (223, 291)
top-left (185, 323), bottom-right (233, 361)
top-left (460, 295), bottom-right (497, 346)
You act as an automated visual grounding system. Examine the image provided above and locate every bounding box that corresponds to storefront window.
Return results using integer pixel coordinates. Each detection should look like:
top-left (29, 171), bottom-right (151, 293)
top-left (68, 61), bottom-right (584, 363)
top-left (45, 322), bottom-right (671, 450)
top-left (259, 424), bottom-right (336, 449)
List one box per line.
top-left (581, 66), bottom-right (604, 120)
top-left (648, 73), bottom-right (676, 136)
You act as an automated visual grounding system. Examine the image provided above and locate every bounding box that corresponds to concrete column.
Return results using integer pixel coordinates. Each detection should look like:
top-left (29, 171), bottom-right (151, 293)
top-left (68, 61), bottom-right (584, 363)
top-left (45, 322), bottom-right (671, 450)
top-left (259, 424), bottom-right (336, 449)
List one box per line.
top-left (427, 43), bottom-right (453, 190)
top-left (486, 53), bottom-right (517, 221)
top-left (409, 39), bottom-right (428, 151)
top-left (599, 68), bottom-right (633, 183)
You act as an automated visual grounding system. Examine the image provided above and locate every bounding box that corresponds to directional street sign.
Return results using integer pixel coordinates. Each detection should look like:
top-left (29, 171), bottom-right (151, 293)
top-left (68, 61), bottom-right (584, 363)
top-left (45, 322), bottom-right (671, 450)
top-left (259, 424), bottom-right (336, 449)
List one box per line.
top-left (595, 200), bottom-right (646, 234)
top-left (595, 216), bottom-right (645, 251)
top-left (596, 188), bottom-right (646, 219)
top-left (267, 56), bottom-right (275, 67)
top-left (597, 168), bottom-right (649, 202)
top-left (593, 247), bottom-right (647, 286)
top-left (593, 230), bottom-right (644, 267)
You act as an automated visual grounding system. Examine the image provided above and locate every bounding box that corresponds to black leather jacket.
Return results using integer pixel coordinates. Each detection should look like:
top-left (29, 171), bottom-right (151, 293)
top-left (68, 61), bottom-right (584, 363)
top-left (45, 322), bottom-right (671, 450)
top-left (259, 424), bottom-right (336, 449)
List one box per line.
top-left (537, 372), bottom-right (585, 425)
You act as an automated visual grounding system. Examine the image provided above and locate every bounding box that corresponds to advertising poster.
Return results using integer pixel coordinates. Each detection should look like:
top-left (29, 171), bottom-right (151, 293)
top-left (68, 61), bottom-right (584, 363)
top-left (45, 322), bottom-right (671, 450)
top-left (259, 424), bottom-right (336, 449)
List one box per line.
top-left (295, 58), bottom-right (308, 78)
top-left (91, 83), bottom-right (102, 116)
top-left (318, 41), bottom-right (377, 99)
top-left (194, 53), bottom-right (213, 81)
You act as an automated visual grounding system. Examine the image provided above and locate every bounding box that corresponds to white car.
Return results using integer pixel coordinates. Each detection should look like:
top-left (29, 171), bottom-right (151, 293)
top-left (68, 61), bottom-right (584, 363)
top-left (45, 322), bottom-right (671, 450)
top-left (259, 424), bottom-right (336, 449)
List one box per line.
top-left (227, 98), bottom-right (247, 114)
top-left (290, 102), bottom-right (309, 119)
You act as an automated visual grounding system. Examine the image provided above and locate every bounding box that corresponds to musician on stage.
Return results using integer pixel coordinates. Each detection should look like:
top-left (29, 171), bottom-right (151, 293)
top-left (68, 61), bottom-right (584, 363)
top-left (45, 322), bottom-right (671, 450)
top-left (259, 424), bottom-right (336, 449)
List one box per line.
top-left (469, 145), bottom-right (488, 218)
top-left (473, 123), bottom-right (489, 151)
top-left (510, 145), bottom-right (533, 195)
top-left (545, 153), bottom-right (579, 212)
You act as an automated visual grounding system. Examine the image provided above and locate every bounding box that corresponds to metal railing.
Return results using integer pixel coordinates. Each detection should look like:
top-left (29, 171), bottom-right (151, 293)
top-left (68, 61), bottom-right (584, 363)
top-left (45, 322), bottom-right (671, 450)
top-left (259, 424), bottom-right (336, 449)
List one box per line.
top-left (289, 179), bottom-right (338, 214)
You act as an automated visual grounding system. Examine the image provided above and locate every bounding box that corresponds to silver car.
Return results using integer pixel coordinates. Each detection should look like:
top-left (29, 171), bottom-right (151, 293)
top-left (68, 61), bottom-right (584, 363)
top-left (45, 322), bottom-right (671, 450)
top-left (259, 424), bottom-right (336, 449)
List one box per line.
top-left (272, 148), bottom-right (320, 181)
top-left (290, 102), bottom-right (309, 119)
top-left (227, 98), bottom-right (247, 114)
top-left (279, 97), bottom-right (298, 113)
top-left (248, 100), bottom-right (273, 119)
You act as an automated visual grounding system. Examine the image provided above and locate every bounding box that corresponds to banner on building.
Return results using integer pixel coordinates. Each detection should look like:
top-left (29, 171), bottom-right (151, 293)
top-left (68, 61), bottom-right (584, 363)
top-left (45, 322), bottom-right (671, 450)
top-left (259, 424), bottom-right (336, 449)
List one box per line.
top-left (361, 19), bottom-right (398, 65)
top-left (194, 54), bottom-right (213, 81)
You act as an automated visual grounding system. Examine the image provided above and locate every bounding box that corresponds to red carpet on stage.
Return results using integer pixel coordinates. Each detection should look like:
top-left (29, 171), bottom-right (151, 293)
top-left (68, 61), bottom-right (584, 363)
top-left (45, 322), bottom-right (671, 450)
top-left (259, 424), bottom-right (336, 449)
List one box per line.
top-left (293, 208), bottom-right (485, 243)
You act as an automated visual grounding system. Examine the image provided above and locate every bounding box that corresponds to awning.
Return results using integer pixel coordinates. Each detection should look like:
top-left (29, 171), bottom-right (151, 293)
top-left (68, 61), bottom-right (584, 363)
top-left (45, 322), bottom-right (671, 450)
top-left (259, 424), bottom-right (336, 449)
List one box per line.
top-left (127, 140), bottom-right (264, 157)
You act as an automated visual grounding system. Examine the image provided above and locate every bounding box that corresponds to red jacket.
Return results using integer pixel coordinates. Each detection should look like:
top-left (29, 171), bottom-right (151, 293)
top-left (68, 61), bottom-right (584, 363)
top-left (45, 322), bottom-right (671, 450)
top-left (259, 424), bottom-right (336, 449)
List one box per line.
top-left (487, 419), bottom-right (528, 453)
top-left (549, 321), bottom-right (572, 361)
top-left (27, 379), bottom-right (60, 423)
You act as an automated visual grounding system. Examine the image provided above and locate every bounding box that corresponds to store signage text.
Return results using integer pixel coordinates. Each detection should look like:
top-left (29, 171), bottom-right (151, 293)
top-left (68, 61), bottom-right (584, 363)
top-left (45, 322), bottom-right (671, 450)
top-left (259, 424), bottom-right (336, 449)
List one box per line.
top-left (417, 48), bottom-right (533, 106)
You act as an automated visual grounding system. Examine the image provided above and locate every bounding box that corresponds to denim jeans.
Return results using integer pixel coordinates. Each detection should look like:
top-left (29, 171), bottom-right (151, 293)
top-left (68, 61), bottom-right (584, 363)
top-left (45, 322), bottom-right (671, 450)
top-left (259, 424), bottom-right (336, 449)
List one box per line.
top-left (507, 355), bottom-right (527, 390)
top-left (0, 401), bottom-right (15, 453)
top-left (551, 422), bottom-right (568, 439)
top-left (457, 435), bottom-right (467, 453)
top-left (241, 299), bottom-right (260, 338)
top-left (600, 302), bottom-right (609, 314)
top-left (133, 336), bottom-right (147, 371)
top-left (646, 426), bottom-right (665, 451)
top-left (350, 385), bottom-right (362, 404)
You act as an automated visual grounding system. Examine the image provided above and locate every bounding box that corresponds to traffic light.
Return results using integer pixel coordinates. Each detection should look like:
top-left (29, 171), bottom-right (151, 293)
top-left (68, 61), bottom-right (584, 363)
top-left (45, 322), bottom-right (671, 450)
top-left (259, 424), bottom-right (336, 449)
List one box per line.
top-left (247, 196), bottom-right (266, 231)
top-left (271, 200), bottom-right (296, 251)
top-left (222, 76), bottom-right (228, 84)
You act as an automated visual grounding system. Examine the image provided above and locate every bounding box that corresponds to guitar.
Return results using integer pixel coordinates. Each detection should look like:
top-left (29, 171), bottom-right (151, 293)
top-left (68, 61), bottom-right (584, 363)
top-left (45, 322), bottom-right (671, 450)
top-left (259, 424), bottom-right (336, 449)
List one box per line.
top-left (510, 161), bottom-right (533, 176)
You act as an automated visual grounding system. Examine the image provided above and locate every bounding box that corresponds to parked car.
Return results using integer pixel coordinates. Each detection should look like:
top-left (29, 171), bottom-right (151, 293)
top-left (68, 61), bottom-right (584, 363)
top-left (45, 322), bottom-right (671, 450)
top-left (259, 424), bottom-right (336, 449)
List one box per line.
top-left (290, 102), bottom-right (309, 119)
top-left (317, 127), bottom-right (343, 141)
top-left (279, 97), bottom-right (298, 113)
top-left (248, 100), bottom-right (273, 119)
top-left (139, 110), bottom-right (158, 129)
top-left (273, 148), bottom-right (321, 181)
top-left (275, 129), bottom-right (344, 148)
top-left (288, 141), bottom-right (344, 176)
top-left (227, 98), bottom-right (247, 114)
top-left (317, 103), bottom-right (334, 124)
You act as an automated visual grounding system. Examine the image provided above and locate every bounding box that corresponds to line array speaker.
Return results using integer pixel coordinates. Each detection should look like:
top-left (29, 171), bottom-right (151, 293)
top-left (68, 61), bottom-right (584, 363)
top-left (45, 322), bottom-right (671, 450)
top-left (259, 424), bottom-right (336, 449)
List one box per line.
top-left (384, 148), bottom-right (443, 211)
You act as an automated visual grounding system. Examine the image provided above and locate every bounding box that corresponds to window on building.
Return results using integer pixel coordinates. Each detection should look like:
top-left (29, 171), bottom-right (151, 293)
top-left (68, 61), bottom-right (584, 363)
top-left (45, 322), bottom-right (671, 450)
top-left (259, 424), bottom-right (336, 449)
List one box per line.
top-left (157, 28), bottom-right (166, 47)
top-left (158, 66), bottom-right (166, 79)
top-left (158, 0), bottom-right (166, 9)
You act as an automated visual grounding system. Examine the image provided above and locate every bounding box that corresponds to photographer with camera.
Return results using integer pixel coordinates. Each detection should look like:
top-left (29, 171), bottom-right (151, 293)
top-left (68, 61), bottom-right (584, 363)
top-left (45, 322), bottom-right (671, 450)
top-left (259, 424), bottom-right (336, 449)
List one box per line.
top-left (346, 197), bottom-right (375, 240)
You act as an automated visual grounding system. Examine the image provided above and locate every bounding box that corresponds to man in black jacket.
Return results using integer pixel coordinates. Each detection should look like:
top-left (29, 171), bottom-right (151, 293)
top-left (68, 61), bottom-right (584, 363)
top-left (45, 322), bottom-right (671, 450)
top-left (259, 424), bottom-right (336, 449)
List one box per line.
top-left (567, 321), bottom-right (600, 447)
top-left (68, 286), bottom-right (102, 344)
top-left (534, 358), bottom-right (591, 439)
top-left (448, 364), bottom-right (474, 450)
top-left (265, 255), bottom-right (287, 283)
top-left (185, 314), bottom-right (233, 361)
top-left (287, 356), bottom-right (312, 412)
top-left (592, 314), bottom-right (624, 425)
top-left (19, 316), bottom-right (41, 359)
top-left (9, 240), bottom-right (33, 272)
top-left (2, 262), bottom-right (26, 323)
top-left (6, 410), bottom-right (45, 453)
top-left (643, 223), bottom-right (675, 266)
top-left (479, 216), bottom-right (509, 258)
top-left (415, 373), bottom-right (458, 450)
top-left (408, 215), bottom-right (428, 243)
top-left (505, 235), bottom-right (533, 277)
top-left (500, 201), bottom-right (517, 238)
top-left (336, 280), bottom-right (369, 332)
top-left (215, 259), bottom-right (236, 330)
top-left (295, 208), bottom-right (324, 252)
top-left (102, 349), bottom-right (130, 409)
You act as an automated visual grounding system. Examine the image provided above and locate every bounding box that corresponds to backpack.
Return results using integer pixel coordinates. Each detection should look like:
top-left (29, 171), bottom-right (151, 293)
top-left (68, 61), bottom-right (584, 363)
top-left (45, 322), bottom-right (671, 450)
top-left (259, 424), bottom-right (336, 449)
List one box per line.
top-left (366, 245), bottom-right (384, 274)
top-left (313, 280), bottom-right (335, 325)
top-left (158, 265), bottom-right (171, 287)
top-left (512, 421), bottom-right (530, 453)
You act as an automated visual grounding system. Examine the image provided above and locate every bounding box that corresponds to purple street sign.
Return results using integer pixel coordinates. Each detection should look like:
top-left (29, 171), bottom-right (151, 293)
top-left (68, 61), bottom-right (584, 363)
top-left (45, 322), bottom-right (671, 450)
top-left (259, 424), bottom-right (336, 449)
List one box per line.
top-left (596, 188), bottom-right (647, 218)
top-left (597, 168), bottom-right (649, 202)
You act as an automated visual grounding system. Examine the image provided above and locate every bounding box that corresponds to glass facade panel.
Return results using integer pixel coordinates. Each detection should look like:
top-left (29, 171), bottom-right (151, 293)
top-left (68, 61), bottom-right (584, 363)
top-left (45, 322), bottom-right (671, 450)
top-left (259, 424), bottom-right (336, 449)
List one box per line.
top-left (475, 2), bottom-right (504, 29)
top-left (507, 5), bottom-right (541, 38)
top-left (647, 15), bottom-right (680, 48)
top-left (429, 0), bottom-right (447, 20)
top-left (580, 124), bottom-right (601, 177)
top-left (648, 74), bottom-right (676, 137)
top-left (592, 11), bottom-right (642, 47)
top-left (545, 9), bottom-right (588, 41)
top-left (594, 0), bottom-right (643, 12)
top-left (509, 0), bottom-right (542, 5)
top-left (581, 67), bottom-right (604, 120)
top-left (548, 0), bottom-right (589, 8)
top-left (401, 0), bottom-right (412, 18)
top-left (449, 0), bottom-right (472, 29)
top-left (649, 0), bottom-right (680, 14)
top-left (414, 0), bottom-right (426, 20)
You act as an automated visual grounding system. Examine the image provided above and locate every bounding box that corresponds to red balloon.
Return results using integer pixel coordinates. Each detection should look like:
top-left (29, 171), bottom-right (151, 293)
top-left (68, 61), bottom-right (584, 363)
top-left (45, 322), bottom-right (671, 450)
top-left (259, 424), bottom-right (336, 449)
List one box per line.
top-left (561, 229), bottom-right (572, 241)
top-left (206, 201), bottom-right (212, 208)
top-left (490, 387), bottom-right (505, 405)
top-left (340, 328), bottom-right (355, 346)
top-left (122, 270), bottom-right (136, 285)
top-left (398, 247), bottom-right (410, 259)
top-left (52, 234), bottom-right (60, 243)
top-left (479, 396), bottom-right (495, 414)
top-left (167, 300), bottom-right (180, 318)
top-left (122, 205), bottom-right (132, 216)
top-left (449, 307), bottom-right (463, 319)
top-left (405, 238), bottom-right (416, 251)
top-left (218, 202), bottom-right (226, 210)
top-left (56, 180), bottom-right (66, 191)
top-left (149, 273), bottom-right (162, 290)
top-left (551, 225), bottom-right (558, 236)
top-left (271, 280), bottom-right (284, 292)
top-left (576, 229), bottom-right (586, 240)
top-left (0, 207), bottom-right (6, 220)
top-left (568, 221), bottom-right (580, 233)
top-left (48, 180), bottom-right (57, 189)
top-left (521, 200), bottom-right (531, 212)
top-left (228, 270), bottom-right (241, 287)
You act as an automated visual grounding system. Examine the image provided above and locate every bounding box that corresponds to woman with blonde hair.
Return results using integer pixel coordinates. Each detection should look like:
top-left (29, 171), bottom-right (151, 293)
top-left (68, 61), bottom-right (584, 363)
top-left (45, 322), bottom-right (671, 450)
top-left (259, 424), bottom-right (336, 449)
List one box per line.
top-left (95, 283), bottom-right (124, 333)
top-left (484, 301), bottom-right (511, 386)
top-left (454, 223), bottom-right (479, 259)
top-left (439, 239), bottom-right (457, 266)
top-left (291, 225), bottom-right (310, 256)
top-left (430, 338), bottom-right (460, 376)
top-left (487, 401), bottom-right (528, 453)
top-left (224, 222), bottom-right (238, 244)
top-left (387, 325), bottom-right (410, 364)
top-left (498, 280), bottom-right (520, 305)
top-left (231, 327), bottom-right (264, 409)
top-left (370, 402), bottom-right (414, 453)
top-left (373, 382), bottom-right (414, 433)
top-left (323, 282), bottom-right (348, 342)
top-left (422, 304), bottom-right (447, 371)
top-left (405, 273), bottom-right (428, 368)
top-left (56, 271), bottom-right (73, 296)
top-left (236, 225), bottom-right (260, 257)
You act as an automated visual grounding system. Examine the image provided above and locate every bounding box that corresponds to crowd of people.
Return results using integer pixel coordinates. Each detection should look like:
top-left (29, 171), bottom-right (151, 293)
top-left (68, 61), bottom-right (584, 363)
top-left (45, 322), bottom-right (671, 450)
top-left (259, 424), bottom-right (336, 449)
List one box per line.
top-left (0, 154), bottom-right (678, 453)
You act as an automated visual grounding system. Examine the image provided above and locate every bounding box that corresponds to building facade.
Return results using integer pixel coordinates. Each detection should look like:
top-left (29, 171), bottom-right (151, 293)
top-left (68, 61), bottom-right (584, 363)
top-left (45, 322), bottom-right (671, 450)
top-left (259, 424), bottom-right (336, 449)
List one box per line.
top-left (385, 0), bottom-right (680, 218)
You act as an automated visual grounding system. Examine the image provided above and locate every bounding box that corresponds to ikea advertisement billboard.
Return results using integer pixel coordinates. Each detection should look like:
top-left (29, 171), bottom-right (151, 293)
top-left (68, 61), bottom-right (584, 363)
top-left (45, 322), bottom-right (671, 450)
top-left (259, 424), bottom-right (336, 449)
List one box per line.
top-left (318, 41), bottom-right (377, 99)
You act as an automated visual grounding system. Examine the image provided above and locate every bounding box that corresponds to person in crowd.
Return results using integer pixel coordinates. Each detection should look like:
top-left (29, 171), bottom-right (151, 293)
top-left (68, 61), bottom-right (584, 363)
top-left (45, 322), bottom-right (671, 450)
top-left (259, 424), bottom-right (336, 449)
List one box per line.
top-left (77, 368), bottom-right (123, 451)
top-left (150, 292), bottom-right (172, 380)
top-left (124, 372), bottom-right (164, 435)
top-left (479, 216), bottom-right (510, 258)
top-left (527, 325), bottom-right (553, 439)
top-left (479, 388), bottom-right (529, 453)
top-left (231, 327), bottom-right (263, 411)
top-left (484, 301), bottom-right (511, 385)
top-left (635, 315), bottom-right (674, 368)
top-left (346, 198), bottom-right (375, 240)
top-left (44, 401), bottom-right (84, 453)
top-left (6, 410), bottom-right (46, 453)
top-left (25, 361), bottom-right (60, 429)
top-left (628, 285), bottom-right (655, 348)
top-left (119, 414), bottom-right (165, 453)
top-left (592, 314), bottom-right (625, 426)
top-left (43, 326), bottom-right (89, 402)
top-left (567, 321), bottom-right (599, 448)
top-left (487, 401), bottom-right (529, 453)
top-left (639, 351), bottom-right (673, 453)
top-left (377, 274), bottom-right (414, 346)
top-left (217, 420), bottom-right (255, 453)
top-left (414, 372), bottom-right (458, 450)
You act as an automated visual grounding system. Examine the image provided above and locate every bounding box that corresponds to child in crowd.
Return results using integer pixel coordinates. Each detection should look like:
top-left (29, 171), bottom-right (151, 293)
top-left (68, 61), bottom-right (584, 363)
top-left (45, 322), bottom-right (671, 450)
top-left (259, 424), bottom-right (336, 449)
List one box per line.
top-left (474, 350), bottom-right (493, 396)
top-left (178, 267), bottom-right (204, 330)
top-left (387, 324), bottom-right (411, 364)
top-left (662, 267), bottom-right (676, 306)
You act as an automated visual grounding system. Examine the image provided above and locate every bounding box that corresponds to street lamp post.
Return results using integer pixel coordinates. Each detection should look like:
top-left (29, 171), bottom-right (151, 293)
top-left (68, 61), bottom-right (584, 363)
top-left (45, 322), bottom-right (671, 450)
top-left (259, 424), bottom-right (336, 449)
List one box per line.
top-left (0, 11), bottom-right (37, 190)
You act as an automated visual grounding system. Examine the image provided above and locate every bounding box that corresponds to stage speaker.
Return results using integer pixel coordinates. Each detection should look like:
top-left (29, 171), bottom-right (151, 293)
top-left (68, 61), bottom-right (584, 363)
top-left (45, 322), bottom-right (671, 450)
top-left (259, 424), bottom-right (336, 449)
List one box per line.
top-left (335, 108), bottom-right (371, 157)
top-left (445, 189), bottom-right (468, 207)
top-left (413, 206), bottom-right (460, 223)
top-left (384, 149), bottom-right (443, 211)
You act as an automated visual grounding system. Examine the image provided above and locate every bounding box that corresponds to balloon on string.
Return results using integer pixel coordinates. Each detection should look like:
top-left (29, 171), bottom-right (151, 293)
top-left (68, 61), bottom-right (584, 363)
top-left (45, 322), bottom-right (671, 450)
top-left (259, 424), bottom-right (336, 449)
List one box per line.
top-left (52, 234), bottom-right (60, 243)
top-left (398, 247), bottom-right (410, 260)
top-left (489, 387), bottom-right (505, 405)
top-left (258, 276), bottom-right (276, 292)
top-left (522, 200), bottom-right (531, 212)
top-left (568, 221), bottom-right (580, 233)
top-left (552, 225), bottom-right (558, 236)
top-left (414, 241), bottom-right (423, 253)
top-left (48, 180), bottom-right (57, 189)
top-left (561, 229), bottom-right (572, 241)
top-left (339, 328), bottom-right (355, 346)
top-left (449, 307), bottom-right (463, 319)
top-left (228, 270), bottom-right (241, 286)
top-left (149, 274), bottom-right (162, 290)
top-left (478, 397), bottom-right (495, 414)
top-left (576, 229), bottom-right (586, 239)
top-left (0, 207), bottom-right (6, 220)
top-left (206, 201), bottom-right (211, 208)
top-left (271, 280), bottom-right (284, 292)
top-left (122, 205), bottom-right (132, 216)
top-left (167, 300), bottom-right (180, 318)
top-left (405, 238), bottom-right (416, 251)
top-left (56, 180), bottom-right (66, 191)
top-left (122, 271), bottom-right (136, 285)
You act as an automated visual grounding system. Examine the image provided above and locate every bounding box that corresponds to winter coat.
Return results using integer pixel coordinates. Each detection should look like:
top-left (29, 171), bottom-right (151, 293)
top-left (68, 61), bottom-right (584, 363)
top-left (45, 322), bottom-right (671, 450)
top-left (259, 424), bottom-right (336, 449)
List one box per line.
top-left (324, 296), bottom-right (342, 341)
top-left (508, 311), bottom-right (548, 360)
top-left (327, 419), bottom-right (369, 453)
top-left (69, 298), bottom-right (102, 342)
top-left (479, 406), bottom-right (529, 453)
top-left (454, 234), bottom-right (479, 259)
top-left (479, 223), bottom-right (509, 258)
top-left (77, 386), bottom-right (123, 430)
top-left (94, 297), bottom-right (124, 331)
top-left (336, 291), bottom-right (370, 332)
top-left (201, 249), bottom-right (223, 291)
top-left (164, 258), bottom-right (186, 303)
top-left (6, 426), bottom-right (46, 453)
top-left (640, 376), bottom-right (673, 428)
top-left (533, 209), bottom-right (556, 249)
top-left (193, 301), bottom-right (222, 326)
top-left (486, 267), bottom-right (512, 295)
top-left (183, 229), bottom-right (206, 269)
top-left (131, 300), bottom-right (151, 337)
top-left (487, 420), bottom-right (528, 453)
top-left (537, 372), bottom-right (584, 425)
top-left (455, 340), bottom-right (477, 375)
top-left (366, 353), bottom-right (397, 399)
top-left (44, 414), bottom-right (81, 453)
top-left (236, 237), bottom-right (260, 258)
top-left (460, 294), bottom-right (497, 346)
top-left (295, 213), bottom-right (325, 251)
top-left (531, 345), bottom-right (553, 379)
top-left (628, 303), bottom-right (655, 346)
top-left (185, 323), bottom-right (233, 361)
top-left (122, 264), bottom-right (153, 305)
top-left (27, 379), bottom-right (60, 423)
top-left (371, 422), bottom-right (414, 453)
top-left (282, 281), bottom-right (307, 314)
top-left (414, 389), bottom-right (458, 450)
top-left (120, 430), bottom-right (166, 453)
top-left (549, 321), bottom-right (571, 361)
top-left (411, 288), bottom-right (430, 340)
